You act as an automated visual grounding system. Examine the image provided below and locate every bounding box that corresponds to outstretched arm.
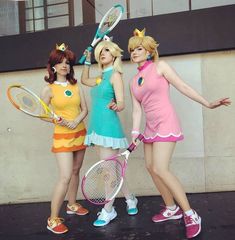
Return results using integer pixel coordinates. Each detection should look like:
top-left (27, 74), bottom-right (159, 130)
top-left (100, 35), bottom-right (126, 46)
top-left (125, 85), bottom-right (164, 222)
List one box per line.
top-left (157, 60), bottom-right (231, 109)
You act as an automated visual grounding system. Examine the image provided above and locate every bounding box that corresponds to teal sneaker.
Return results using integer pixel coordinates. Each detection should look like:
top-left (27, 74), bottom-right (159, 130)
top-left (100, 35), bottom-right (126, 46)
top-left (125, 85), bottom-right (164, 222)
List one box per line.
top-left (93, 207), bottom-right (117, 227)
top-left (126, 196), bottom-right (138, 215)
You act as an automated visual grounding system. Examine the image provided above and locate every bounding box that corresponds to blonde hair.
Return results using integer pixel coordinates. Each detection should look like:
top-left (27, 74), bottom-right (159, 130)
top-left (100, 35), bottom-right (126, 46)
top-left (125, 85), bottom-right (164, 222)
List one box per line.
top-left (94, 40), bottom-right (123, 73)
top-left (128, 35), bottom-right (159, 61)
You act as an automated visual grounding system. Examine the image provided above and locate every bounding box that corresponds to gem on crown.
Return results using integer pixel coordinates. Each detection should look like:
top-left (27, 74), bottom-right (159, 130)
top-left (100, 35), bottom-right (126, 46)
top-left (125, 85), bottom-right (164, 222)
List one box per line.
top-left (56, 43), bottom-right (68, 51)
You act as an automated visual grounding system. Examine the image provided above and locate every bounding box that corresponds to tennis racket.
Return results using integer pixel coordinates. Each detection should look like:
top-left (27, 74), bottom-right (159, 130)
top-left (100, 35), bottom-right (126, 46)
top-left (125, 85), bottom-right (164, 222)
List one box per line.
top-left (81, 134), bottom-right (144, 205)
top-left (78, 4), bottom-right (124, 64)
top-left (7, 84), bottom-right (61, 121)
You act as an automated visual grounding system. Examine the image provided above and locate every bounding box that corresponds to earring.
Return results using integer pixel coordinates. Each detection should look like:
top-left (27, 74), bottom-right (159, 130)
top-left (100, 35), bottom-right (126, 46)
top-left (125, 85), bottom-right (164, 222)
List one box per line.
top-left (52, 67), bottom-right (56, 73)
top-left (147, 55), bottom-right (151, 60)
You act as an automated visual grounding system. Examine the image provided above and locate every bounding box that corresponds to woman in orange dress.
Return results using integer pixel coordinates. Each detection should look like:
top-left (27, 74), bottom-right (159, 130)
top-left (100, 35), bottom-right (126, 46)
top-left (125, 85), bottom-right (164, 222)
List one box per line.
top-left (41, 43), bottom-right (88, 234)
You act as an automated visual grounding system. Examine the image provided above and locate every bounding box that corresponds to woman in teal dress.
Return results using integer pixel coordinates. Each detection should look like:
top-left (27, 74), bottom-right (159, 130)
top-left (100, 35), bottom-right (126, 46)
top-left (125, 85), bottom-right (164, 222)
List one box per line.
top-left (81, 40), bottom-right (138, 227)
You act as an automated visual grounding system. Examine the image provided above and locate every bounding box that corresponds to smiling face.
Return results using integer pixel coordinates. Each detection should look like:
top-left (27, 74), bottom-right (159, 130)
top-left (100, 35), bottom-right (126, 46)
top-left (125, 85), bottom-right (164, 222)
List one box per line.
top-left (54, 58), bottom-right (70, 77)
top-left (130, 45), bottom-right (149, 64)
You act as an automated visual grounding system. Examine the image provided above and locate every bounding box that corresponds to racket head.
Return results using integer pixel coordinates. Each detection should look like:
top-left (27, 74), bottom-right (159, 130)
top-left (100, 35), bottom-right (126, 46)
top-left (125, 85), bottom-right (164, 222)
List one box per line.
top-left (82, 157), bottom-right (124, 205)
top-left (7, 84), bottom-right (57, 120)
top-left (96, 4), bottom-right (124, 38)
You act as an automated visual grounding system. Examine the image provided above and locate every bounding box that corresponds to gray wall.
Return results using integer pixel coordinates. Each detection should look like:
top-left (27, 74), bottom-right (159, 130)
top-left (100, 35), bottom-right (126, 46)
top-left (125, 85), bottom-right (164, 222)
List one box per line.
top-left (0, 50), bottom-right (234, 204)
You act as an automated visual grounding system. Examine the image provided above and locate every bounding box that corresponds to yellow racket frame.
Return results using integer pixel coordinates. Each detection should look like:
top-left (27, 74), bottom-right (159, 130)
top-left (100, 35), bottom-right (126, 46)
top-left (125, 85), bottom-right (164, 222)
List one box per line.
top-left (7, 84), bottom-right (60, 121)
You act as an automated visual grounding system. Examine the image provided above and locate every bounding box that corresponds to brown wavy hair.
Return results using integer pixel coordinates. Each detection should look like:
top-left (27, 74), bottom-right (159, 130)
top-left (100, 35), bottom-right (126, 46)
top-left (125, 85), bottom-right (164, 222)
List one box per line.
top-left (44, 48), bottom-right (77, 84)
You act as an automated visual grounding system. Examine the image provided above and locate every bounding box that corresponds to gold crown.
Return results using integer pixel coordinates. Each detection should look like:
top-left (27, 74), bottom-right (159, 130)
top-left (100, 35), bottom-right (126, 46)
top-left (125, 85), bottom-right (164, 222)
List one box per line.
top-left (56, 43), bottom-right (68, 51)
top-left (133, 28), bottom-right (146, 37)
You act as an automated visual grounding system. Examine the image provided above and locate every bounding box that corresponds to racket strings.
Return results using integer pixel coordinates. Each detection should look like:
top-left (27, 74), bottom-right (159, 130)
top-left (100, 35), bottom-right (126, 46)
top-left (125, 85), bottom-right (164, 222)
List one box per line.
top-left (100, 10), bottom-right (119, 33)
top-left (15, 92), bottom-right (41, 114)
top-left (84, 159), bottom-right (123, 204)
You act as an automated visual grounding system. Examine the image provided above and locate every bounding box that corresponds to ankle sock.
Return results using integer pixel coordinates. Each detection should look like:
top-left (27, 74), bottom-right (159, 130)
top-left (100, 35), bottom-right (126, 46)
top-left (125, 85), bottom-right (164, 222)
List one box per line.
top-left (184, 209), bottom-right (194, 216)
top-left (166, 205), bottom-right (177, 211)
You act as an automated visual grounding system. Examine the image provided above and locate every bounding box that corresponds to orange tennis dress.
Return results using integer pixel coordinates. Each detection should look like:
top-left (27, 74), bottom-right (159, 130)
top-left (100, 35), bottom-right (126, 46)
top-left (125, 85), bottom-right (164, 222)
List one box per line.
top-left (49, 82), bottom-right (86, 153)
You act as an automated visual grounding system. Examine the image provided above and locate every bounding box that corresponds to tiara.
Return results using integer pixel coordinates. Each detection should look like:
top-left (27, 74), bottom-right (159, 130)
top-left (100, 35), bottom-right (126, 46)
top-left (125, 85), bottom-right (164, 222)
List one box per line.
top-left (56, 43), bottom-right (68, 51)
top-left (133, 28), bottom-right (146, 37)
top-left (103, 35), bottom-right (113, 42)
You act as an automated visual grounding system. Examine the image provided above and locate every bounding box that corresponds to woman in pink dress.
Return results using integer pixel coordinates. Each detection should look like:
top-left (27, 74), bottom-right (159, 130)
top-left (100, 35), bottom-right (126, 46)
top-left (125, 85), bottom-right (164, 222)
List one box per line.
top-left (126, 28), bottom-right (231, 239)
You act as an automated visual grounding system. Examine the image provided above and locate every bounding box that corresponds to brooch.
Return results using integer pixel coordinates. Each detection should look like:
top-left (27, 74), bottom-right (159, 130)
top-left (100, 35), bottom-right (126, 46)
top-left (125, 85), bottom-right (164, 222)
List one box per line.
top-left (138, 77), bottom-right (144, 86)
top-left (64, 89), bottom-right (73, 97)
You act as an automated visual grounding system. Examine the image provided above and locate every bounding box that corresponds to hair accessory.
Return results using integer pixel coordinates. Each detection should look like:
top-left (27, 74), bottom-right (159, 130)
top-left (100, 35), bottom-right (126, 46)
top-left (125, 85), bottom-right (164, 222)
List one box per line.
top-left (133, 28), bottom-right (146, 37)
top-left (103, 35), bottom-right (113, 42)
top-left (56, 43), bottom-right (68, 51)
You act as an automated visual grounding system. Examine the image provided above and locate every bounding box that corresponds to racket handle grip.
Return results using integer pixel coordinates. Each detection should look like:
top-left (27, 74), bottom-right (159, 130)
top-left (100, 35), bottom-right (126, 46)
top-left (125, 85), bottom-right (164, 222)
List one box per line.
top-left (78, 46), bottom-right (93, 64)
top-left (128, 134), bottom-right (144, 152)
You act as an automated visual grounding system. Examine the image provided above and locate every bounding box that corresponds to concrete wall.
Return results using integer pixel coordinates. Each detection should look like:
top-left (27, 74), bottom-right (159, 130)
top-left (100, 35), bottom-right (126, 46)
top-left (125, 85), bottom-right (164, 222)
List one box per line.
top-left (0, 50), bottom-right (234, 204)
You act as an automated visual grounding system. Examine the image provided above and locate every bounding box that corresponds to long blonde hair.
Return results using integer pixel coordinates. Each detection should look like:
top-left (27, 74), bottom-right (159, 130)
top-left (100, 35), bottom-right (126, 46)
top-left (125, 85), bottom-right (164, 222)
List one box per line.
top-left (128, 34), bottom-right (159, 61)
top-left (94, 40), bottom-right (123, 73)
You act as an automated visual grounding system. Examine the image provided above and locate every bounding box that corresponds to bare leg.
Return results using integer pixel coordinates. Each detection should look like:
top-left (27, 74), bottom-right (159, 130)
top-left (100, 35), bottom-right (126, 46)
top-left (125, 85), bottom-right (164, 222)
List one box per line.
top-left (67, 149), bottom-right (86, 205)
top-left (50, 152), bottom-right (73, 218)
top-left (151, 142), bottom-right (190, 211)
top-left (98, 146), bottom-right (118, 212)
top-left (144, 143), bottom-right (175, 206)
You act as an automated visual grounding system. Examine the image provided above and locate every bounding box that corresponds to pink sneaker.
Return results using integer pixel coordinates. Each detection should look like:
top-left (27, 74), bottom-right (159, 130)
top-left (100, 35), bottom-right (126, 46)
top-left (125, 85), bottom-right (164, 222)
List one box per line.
top-left (184, 210), bottom-right (202, 238)
top-left (152, 206), bottom-right (183, 223)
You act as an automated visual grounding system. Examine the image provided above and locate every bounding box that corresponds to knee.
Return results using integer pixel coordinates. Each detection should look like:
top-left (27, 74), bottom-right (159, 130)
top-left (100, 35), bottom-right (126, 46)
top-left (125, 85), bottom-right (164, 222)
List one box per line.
top-left (145, 163), bottom-right (153, 175)
top-left (72, 165), bottom-right (82, 176)
top-left (59, 175), bottom-right (71, 185)
top-left (152, 167), bottom-right (168, 180)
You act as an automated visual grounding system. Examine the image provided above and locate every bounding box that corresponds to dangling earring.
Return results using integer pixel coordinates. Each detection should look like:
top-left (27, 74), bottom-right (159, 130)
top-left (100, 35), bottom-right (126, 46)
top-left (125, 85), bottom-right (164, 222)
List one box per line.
top-left (147, 55), bottom-right (151, 60)
top-left (52, 67), bottom-right (56, 73)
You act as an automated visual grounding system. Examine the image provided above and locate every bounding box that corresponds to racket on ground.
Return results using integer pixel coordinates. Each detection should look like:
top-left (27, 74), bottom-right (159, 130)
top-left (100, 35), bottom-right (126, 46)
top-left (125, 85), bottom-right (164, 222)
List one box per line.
top-left (78, 4), bottom-right (124, 64)
top-left (81, 134), bottom-right (144, 205)
top-left (7, 84), bottom-right (61, 121)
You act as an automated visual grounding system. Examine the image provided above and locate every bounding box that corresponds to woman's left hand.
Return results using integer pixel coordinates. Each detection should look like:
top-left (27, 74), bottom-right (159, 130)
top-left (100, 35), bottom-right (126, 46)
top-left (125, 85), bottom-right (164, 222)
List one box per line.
top-left (65, 120), bottom-right (79, 129)
top-left (108, 99), bottom-right (119, 112)
top-left (208, 97), bottom-right (231, 109)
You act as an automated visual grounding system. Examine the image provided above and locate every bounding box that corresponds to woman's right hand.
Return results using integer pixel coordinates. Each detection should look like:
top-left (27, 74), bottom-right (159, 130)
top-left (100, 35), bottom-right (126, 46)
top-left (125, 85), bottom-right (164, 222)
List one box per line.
top-left (55, 117), bottom-right (68, 126)
top-left (131, 131), bottom-right (140, 143)
top-left (84, 50), bottom-right (91, 62)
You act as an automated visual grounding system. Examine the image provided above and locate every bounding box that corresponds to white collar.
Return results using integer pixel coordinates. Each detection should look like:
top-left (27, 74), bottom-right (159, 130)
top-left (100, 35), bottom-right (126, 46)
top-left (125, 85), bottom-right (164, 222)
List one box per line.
top-left (54, 81), bottom-right (69, 87)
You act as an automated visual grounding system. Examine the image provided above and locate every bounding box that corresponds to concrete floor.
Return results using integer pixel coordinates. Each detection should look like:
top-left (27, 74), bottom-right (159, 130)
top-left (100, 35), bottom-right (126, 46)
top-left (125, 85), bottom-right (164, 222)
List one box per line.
top-left (0, 191), bottom-right (235, 240)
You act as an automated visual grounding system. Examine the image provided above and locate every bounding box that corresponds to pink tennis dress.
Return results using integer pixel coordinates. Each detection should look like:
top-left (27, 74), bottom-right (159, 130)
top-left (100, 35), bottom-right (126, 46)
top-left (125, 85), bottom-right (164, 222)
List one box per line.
top-left (131, 61), bottom-right (184, 143)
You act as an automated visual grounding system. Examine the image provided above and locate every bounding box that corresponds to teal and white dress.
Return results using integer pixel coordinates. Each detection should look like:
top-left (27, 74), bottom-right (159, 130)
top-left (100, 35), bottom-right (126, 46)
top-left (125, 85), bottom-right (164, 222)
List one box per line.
top-left (85, 66), bottom-right (128, 149)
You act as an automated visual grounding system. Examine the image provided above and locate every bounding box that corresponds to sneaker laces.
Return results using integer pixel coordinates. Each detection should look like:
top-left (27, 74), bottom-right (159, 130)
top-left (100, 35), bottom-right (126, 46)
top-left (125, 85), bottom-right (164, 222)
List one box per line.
top-left (48, 217), bottom-right (64, 227)
top-left (159, 205), bottom-right (168, 214)
top-left (126, 198), bottom-right (137, 209)
top-left (68, 203), bottom-right (81, 211)
top-left (184, 215), bottom-right (195, 226)
top-left (96, 209), bottom-right (106, 219)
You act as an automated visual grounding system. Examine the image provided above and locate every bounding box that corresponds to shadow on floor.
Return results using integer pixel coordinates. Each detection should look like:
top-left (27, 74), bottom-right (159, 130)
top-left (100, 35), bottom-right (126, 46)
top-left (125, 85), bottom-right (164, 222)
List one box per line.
top-left (0, 192), bottom-right (235, 240)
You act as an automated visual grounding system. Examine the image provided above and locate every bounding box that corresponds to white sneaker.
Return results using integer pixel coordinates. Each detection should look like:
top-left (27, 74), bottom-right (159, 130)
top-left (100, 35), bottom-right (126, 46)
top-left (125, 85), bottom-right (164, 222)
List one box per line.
top-left (126, 196), bottom-right (138, 215)
top-left (93, 207), bottom-right (117, 227)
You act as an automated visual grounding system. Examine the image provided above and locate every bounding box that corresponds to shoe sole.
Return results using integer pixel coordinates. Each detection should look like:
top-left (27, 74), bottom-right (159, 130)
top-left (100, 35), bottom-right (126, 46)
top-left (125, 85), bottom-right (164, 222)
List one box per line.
top-left (47, 226), bottom-right (68, 234)
top-left (66, 210), bottom-right (89, 216)
top-left (127, 198), bottom-right (138, 215)
top-left (187, 217), bottom-right (202, 239)
top-left (152, 214), bottom-right (183, 223)
top-left (93, 212), bottom-right (117, 227)
top-left (128, 210), bottom-right (138, 215)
